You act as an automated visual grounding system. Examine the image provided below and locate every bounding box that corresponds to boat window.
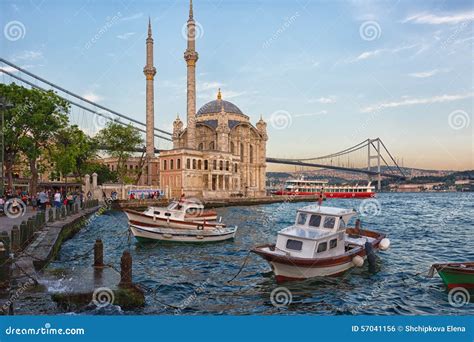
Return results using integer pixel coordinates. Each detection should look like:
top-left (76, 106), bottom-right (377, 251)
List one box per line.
top-left (317, 242), bottom-right (327, 253)
top-left (323, 216), bottom-right (336, 229)
top-left (339, 217), bottom-right (346, 229)
top-left (153, 211), bottom-right (160, 215)
top-left (329, 239), bottom-right (337, 249)
top-left (308, 215), bottom-right (321, 227)
top-left (297, 213), bottom-right (307, 225)
top-left (286, 239), bottom-right (303, 251)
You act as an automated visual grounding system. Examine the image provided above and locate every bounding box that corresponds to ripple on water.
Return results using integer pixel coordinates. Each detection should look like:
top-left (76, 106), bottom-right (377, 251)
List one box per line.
top-left (41, 192), bottom-right (474, 315)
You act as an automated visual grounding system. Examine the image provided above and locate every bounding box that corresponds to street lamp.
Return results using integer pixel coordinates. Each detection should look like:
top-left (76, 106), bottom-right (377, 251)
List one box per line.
top-left (0, 96), bottom-right (14, 198)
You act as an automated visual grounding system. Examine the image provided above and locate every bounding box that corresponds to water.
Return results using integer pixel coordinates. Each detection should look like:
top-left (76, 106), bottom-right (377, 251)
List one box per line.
top-left (44, 193), bottom-right (473, 315)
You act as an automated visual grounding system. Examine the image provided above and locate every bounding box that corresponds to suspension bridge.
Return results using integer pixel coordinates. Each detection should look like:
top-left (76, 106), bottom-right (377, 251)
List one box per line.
top-left (0, 58), bottom-right (406, 189)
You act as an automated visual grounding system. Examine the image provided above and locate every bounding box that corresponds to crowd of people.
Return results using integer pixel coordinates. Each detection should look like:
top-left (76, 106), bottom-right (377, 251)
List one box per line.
top-left (128, 191), bottom-right (161, 200)
top-left (0, 188), bottom-right (92, 216)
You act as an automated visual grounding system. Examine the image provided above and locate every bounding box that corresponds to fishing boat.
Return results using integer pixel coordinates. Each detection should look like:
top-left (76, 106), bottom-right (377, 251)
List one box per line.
top-left (429, 262), bottom-right (474, 290)
top-left (125, 199), bottom-right (237, 242)
top-left (272, 178), bottom-right (375, 198)
top-left (252, 204), bottom-right (390, 282)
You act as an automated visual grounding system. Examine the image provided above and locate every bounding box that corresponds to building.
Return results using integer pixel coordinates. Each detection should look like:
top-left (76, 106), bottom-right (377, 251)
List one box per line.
top-left (159, 1), bottom-right (268, 198)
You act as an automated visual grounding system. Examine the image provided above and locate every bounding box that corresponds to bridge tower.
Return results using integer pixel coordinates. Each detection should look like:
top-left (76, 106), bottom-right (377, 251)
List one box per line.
top-left (143, 18), bottom-right (157, 185)
top-left (184, 0), bottom-right (198, 149)
top-left (367, 138), bottom-right (382, 190)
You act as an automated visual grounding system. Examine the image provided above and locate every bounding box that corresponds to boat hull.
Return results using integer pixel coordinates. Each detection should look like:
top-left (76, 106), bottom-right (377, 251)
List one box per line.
top-left (125, 209), bottom-right (224, 230)
top-left (252, 228), bottom-right (384, 282)
top-left (272, 191), bottom-right (375, 198)
top-left (129, 223), bottom-right (237, 243)
top-left (432, 263), bottom-right (474, 290)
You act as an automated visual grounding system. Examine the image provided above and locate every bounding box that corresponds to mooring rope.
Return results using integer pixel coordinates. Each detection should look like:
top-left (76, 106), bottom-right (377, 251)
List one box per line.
top-left (226, 251), bottom-right (252, 283)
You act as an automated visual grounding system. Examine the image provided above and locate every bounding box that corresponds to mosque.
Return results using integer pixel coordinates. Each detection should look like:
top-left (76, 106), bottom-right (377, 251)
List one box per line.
top-left (158, 1), bottom-right (268, 198)
top-left (104, 0), bottom-right (268, 198)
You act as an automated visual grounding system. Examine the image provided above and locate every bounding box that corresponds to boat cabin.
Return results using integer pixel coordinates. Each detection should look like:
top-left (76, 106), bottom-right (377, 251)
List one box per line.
top-left (144, 200), bottom-right (205, 219)
top-left (275, 205), bottom-right (357, 258)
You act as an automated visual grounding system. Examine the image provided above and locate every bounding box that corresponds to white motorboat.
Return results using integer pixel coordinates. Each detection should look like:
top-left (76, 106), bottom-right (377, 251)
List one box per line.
top-left (252, 205), bottom-right (390, 282)
top-left (125, 199), bottom-right (237, 242)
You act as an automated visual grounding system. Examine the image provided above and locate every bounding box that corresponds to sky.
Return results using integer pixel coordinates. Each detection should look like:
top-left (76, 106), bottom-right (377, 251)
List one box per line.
top-left (1, 0), bottom-right (473, 171)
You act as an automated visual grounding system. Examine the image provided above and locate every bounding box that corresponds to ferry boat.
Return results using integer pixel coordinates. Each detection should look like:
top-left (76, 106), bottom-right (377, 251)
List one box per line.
top-left (125, 199), bottom-right (237, 242)
top-left (429, 262), bottom-right (474, 290)
top-left (272, 179), bottom-right (375, 198)
top-left (252, 204), bottom-right (390, 282)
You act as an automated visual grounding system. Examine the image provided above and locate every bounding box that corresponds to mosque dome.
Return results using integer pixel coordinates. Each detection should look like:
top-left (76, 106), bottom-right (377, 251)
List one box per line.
top-left (196, 89), bottom-right (244, 116)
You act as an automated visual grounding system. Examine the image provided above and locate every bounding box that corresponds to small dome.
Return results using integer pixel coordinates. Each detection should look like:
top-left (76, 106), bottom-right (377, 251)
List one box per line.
top-left (197, 99), bottom-right (243, 116)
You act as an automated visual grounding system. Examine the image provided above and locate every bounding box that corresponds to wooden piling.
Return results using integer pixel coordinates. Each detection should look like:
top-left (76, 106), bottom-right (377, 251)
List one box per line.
top-left (0, 242), bottom-right (11, 289)
top-left (119, 251), bottom-right (132, 288)
top-left (11, 226), bottom-right (20, 253)
top-left (48, 208), bottom-right (54, 222)
top-left (93, 239), bottom-right (104, 267)
top-left (19, 221), bottom-right (28, 248)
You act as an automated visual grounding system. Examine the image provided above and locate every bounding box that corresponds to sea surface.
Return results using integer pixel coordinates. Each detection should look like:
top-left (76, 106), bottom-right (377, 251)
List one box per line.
top-left (41, 192), bottom-right (473, 315)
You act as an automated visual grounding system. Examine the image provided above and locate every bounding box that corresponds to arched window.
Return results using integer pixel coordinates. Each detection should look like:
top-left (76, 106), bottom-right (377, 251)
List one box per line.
top-left (198, 143), bottom-right (204, 150)
top-left (192, 159), bottom-right (197, 169)
top-left (177, 159), bottom-right (181, 169)
top-left (213, 160), bottom-right (217, 170)
top-left (219, 160), bottom-right (223, 171)
top-left (163, 160), bottom-right (167, 170)
top-left (250, 145), bottom-right (254, 163)
top-left (225, 161), bottom-right (229, 171)
top-left (170, 159), bottom-right (174, 170)
top-left (198, 160), bottom-right (202, 169)
top-left (230, 142), bottom-right (235, 154)
top-left (204, 160), bottom-right (208, 170)
top-left (240, 143), bottom-right (244, 162)
top-left (209, 141), bottom-right (215, 150)
top-left (186, 159), bottom-right (191, 169)
top-left (234, 163), bottom-right (238, 173)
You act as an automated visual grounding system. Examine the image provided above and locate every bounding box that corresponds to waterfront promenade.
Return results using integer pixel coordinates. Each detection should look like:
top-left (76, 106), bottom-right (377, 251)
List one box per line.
top-left (0, 207), bottom-right (48, 235)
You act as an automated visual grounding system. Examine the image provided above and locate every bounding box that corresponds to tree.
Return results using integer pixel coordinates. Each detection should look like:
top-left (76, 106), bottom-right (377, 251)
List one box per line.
top-left (49, 125), bottom-right (97, 180)
top-left (82, 162), bottom-right (118, 184)
top-left (95, 122), bottom-right (143, 183)
top-left (0, 84), bottom-right (69, 194)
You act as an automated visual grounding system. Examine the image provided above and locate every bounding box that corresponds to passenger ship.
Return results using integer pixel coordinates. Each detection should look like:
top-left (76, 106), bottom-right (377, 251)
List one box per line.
top-left (272, 179), bottom-right (376, 198)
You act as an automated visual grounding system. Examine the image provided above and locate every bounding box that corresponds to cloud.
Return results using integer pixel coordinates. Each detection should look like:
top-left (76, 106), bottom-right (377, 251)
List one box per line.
top-left (120, 12), bottom-right (144, 21)
top-left (355, 44), bottom-right (418, 61)
top-left (408, 68), bottom-right (450, 78)
top-left (198, 81), bottom-right (224, 91)
top-left (403, 11), bottom-right (474, 25)
top-left (12, 50), bottom-right (43, 62)
top-left (361, 92), bottom-right (474, 113)
top-left (117, 32), bottom-right (136, 40)
top-left (309, 96), bottom-right (336, 104)
top-left (83, 92), bottom-right (104, 102)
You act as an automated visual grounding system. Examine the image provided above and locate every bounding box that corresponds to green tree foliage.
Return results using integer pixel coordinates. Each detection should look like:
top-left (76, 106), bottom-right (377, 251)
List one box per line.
top-left (82, 162), bottom-right (118, 184)
top-left (49, 125), bottom-right (98, 179)
top-left (95, 122), bottom-right (144, 183)
top-left (0, 83), bottom-right (69, 194)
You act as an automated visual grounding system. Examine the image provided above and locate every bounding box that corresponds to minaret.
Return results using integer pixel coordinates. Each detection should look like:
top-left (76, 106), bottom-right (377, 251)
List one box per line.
top-left (184, 0), bottom-right (199, 149)
top-left (143, 18), bottom-right (157, 184)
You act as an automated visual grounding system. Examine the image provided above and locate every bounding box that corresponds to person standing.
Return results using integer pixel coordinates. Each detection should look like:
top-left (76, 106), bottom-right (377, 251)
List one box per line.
top-left (38, 190), bottom-right (48, 211)
top-left (53, 191), bottom-right (62, 208)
